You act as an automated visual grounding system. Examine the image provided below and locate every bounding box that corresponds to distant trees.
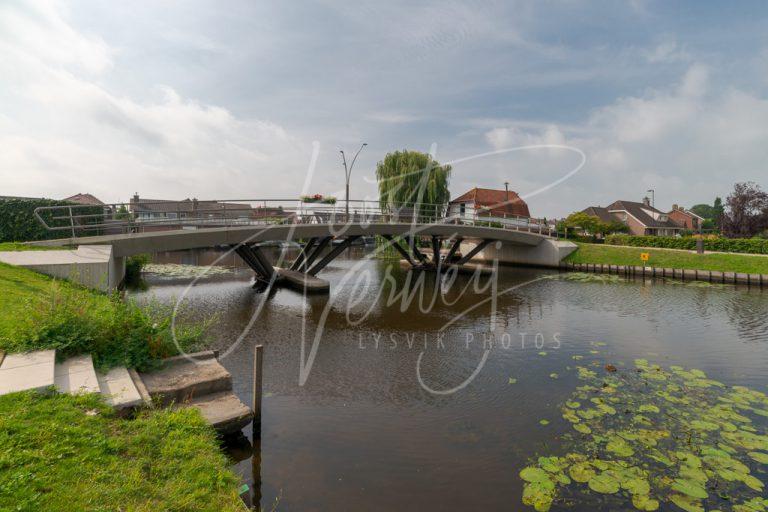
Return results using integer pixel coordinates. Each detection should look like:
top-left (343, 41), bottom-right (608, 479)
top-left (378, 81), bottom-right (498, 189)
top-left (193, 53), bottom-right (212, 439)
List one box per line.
top-left (721, 182), bottom-right (768, 238)
top-left (690, 197), bottom-right (724, 231)
top-left (375, 150), bottom-right (451, 219)
top-left (563, 212), bottom-right (628, 240)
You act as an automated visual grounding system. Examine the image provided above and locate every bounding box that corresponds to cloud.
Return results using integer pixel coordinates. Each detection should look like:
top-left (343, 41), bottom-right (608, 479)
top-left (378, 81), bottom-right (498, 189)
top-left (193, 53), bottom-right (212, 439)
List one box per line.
top-left (0, 1), bottom-right (308, 203)
top-left (482, 64), bottom-right (768, 215)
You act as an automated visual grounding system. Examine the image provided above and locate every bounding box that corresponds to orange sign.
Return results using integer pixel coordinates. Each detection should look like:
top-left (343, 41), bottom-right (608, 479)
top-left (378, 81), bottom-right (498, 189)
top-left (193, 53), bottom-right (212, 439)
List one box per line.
top-left (640, 252), bottom-right (650, 262)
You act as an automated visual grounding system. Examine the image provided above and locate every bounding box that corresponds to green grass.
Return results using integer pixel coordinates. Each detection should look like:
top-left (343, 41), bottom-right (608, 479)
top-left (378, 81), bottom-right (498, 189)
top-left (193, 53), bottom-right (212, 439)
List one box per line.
top-left (0, 242), bottom-right (65, 251)
top-left (566, 242), bottom-right (768, 274)
top-left (0, 391), bottom-right (243, 512)
top-left (0, 262), bottom-right (203, 371)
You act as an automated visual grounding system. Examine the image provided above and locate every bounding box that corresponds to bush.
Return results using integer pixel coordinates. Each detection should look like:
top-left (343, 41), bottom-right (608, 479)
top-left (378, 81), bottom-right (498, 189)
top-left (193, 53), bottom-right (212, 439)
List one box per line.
top-left (2, 278), bottom-right (205, 371)
top-left (125, 253), bottom-right (150, 283)
top-left (0, 197), bottom-right (103, 242)
top-left (605, 234), bottom-right (768, 254)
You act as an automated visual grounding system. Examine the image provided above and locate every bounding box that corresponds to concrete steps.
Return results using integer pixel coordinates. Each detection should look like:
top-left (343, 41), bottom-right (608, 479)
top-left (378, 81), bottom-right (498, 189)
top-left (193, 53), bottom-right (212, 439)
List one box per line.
top-left (139, 351), bottom-right (232, 407)
top-left (178, 391), bottom-right (253, 434)
top-left (140, 350), bottom-right (253, 434)
top-left (54, 354), bottom-right (100, 394)
top-left (96, 366), bottom-right (145, 410)
top-left (0, 348), bottom-right (253, 435)
top-left (0, 349), bottom-right (56, 395)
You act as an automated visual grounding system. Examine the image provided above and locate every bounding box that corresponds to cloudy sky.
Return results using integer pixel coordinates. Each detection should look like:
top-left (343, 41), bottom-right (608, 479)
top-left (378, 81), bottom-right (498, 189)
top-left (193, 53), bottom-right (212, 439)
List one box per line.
top-left (2, 1), bottom-right (768, 217)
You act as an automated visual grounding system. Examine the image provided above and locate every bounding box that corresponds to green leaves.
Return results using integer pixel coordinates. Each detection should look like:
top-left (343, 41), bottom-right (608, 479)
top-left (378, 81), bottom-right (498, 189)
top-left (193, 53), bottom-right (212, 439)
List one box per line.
top-left (518, 359), bottom-right (768, 511)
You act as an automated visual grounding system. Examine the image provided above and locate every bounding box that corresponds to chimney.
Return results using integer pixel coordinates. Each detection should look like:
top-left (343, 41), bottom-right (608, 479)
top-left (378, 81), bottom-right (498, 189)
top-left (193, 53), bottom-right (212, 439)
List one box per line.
top-left (131, 192), bottom-right (139, 204)
top-left (672, 203), bottom-right (678, 211)
top-left (642, 196), bottom-right (650, 207)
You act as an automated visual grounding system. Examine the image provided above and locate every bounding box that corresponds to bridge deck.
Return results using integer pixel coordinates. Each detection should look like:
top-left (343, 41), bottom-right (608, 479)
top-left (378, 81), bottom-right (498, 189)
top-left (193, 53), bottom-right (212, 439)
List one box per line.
top-left (34, 223), bottom-right (548, 257)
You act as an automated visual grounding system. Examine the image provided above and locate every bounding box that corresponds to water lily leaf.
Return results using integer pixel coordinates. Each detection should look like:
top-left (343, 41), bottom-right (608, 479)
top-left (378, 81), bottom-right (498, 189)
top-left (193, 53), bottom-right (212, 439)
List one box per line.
top-left (671, 479), bottom-right (708, 499)
top-left (606, 437), bottom-right (634, 457)
top-left (748, 451), bottom-right (768, 464)
top-left (632, 494), bottom-right (659, 511)
top-left (639, 404), bottom-right (660, 413)
top-left (742, 474), bottom-right (764, 492)
top-left (509, 378), bottom-right (517, 384)
top-left (670, 494), bottom-right (704, 512)
top-left (539, 419), bottom-right (550, 426)
top-left (568, 462), bottom-right (595, 483)
top-left (538, 351), bottom-right (547, 356)
top-left (522, 481), bottom-right (555, 512)
top-left (549, 373), bottom-right (559, 379)
top-left (565, 400), bottom-right (580, 409)
top-left (520, 467), bottom-right (551, 484)
top-left (588, 473), bottom-right (619, 494)
top-left (573, 423), bottom-right (592, 435)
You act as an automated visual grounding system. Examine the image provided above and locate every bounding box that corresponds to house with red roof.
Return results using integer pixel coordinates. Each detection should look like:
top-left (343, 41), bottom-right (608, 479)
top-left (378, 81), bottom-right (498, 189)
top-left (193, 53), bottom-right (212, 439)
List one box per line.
top-left (448, 187), bottom-right (530, 223)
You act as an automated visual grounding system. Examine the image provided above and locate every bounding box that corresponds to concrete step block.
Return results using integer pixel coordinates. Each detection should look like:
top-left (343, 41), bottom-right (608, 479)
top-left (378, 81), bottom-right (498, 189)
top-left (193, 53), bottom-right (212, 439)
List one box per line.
top-left (55, 354), bottom-right (100, 395)
top-left (140, 356), bottom-right (233, 407)
top-left (0, 349), bottom-right (55, 395)
top-left (97, 367), bottom-right (143, 410)
top-left (178, 391), bottom-right (253, 435)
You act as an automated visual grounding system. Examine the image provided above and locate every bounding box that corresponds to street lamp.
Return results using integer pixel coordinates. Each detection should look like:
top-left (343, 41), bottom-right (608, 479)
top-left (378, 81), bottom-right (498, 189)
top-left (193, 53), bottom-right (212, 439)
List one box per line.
top-left (647, 189), bottom-right (655, 208)
top-left (504, 181), bottom-right (510, 215)
top-left (340, 143), bottom-right (367, 216)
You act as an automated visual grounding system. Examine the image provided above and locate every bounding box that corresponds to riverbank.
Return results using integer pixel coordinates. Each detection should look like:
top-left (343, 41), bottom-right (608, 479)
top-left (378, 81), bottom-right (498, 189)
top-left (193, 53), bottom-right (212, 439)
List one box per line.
top-left (0, 262), bottom-right (201, 371)
top-left (0, 391), bottom-right (244, 511)
top-left (565, 242), bottom-right (768, 275)
top-left (0, 263), bottom-right (245, 510)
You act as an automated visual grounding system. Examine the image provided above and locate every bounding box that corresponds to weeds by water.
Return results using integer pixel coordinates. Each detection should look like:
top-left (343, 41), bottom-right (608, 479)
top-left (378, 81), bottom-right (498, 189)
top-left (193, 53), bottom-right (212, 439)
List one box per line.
top-left (0, 262), bottom-right (205, 371)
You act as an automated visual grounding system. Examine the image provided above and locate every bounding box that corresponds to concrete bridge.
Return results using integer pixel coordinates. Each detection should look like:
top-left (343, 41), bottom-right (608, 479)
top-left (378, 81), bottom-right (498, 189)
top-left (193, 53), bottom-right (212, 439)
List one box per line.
top-left (21, 199), bottom-right (576, 292)
top-left (29, 223), bottom-right (574, 292)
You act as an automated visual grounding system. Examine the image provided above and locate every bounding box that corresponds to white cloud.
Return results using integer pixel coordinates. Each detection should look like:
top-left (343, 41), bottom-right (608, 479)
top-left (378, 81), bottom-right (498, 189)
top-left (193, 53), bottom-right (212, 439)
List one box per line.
top-left (0, 1), bottom-right (308, 203)
top-left (482, 64), bottom-right (768, 215)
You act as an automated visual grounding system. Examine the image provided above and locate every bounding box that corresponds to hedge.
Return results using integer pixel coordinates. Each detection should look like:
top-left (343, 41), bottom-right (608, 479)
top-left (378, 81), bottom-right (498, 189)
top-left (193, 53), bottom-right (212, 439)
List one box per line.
top-left (605, 234), bottom-right (768, 255)
top-left (0, 198), bottom-right (103, 243)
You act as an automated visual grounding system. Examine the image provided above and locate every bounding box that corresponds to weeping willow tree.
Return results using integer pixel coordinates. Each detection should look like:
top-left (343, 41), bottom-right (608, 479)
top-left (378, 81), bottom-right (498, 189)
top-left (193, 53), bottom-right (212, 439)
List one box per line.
top-left (375, 150), bottom-right (452, 221)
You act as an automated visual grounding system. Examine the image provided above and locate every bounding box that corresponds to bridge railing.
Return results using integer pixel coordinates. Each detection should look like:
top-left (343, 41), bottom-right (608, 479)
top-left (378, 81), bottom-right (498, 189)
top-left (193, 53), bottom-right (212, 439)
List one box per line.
top-left (33, 199), bottom-right (556, 238)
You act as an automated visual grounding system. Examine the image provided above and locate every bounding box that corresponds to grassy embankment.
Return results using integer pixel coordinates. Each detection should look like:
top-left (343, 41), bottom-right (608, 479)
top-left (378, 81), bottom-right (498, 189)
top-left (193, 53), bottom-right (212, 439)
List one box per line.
top-left (0, 262), bottom-right (199, 371)
top-left (0, 263), bottom-right (243, 511)
top-left (0, 392), bottom-right (244, 511)
top-left (566, 242), bottom-right (768, 275)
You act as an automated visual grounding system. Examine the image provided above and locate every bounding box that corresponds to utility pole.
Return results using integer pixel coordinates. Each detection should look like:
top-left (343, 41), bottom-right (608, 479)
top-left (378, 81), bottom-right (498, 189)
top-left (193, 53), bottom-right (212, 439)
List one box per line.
top-left (340, 143), bottom-right (367, 216)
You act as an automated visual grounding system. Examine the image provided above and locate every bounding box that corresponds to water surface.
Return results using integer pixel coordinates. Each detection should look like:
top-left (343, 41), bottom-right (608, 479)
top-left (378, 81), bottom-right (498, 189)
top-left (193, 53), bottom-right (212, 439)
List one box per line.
top-left (129, 248), bottom-right (768, 511)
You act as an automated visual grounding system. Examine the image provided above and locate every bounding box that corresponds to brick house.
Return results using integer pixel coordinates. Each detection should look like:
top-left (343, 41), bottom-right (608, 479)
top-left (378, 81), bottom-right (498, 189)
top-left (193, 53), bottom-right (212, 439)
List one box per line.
top-left (668, 204), bottom-right (703, 231)
top-left (581, 197), bottom-right (684, 236)
top-left (448, 187), bottom-right (530, 221)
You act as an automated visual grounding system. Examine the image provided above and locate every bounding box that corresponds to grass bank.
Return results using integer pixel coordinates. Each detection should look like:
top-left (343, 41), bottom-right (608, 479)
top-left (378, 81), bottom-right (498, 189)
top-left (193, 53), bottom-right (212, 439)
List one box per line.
top-left (0, 242), bottom-right (63, 251)
top-left (0, 262), bottom-right (203, 371)
top-left (566, 242), bottom-right (768, 274)
top-left (0, 391), bottom-right (243, 511)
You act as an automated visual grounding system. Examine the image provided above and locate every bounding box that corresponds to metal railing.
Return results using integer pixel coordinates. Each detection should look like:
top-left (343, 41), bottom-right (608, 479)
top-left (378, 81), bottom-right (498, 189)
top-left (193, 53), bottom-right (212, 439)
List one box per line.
top-left (33, 198), bottom-right (556, 238)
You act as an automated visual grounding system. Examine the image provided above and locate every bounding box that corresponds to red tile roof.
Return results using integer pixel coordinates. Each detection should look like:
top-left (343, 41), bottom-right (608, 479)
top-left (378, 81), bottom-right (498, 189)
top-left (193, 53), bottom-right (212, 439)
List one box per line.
top-left (450, 187), bottom-right (530, 217)
top-left (63, 193), bottom-right (104, 206)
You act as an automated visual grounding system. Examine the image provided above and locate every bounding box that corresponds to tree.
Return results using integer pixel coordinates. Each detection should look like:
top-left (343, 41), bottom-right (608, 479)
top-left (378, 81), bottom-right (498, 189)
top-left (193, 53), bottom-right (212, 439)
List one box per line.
top-left (713, 197), bottom-right (724, 228)
top-left (721, 182), bottom-right (768, 238)
top-left (375, 150), bottom-right (451, 220)
top-left (689, 203), bottom-right (714, 220)
top-left (564, 212), bottom-right (627, 240)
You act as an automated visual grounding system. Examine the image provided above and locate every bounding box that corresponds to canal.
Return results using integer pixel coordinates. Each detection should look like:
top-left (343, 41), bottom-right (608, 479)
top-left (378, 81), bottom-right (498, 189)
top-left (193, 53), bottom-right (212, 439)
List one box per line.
top-left (129, 247), bottom-right (768, 511)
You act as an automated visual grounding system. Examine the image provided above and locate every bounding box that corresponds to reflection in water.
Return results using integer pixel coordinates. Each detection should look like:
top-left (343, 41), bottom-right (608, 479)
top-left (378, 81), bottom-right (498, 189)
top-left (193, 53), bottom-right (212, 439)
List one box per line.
top-left (128, 248), bottom-right (768, 511)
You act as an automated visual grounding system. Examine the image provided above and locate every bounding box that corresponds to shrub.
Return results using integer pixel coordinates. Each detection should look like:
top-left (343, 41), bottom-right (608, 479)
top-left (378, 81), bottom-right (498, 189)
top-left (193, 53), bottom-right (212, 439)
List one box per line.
top-left (125, 253), bottom-right (150, 283)
top-left (605, 234), bottom-right (768, 254)
top-left (3, 280), bottom-right (205, 371)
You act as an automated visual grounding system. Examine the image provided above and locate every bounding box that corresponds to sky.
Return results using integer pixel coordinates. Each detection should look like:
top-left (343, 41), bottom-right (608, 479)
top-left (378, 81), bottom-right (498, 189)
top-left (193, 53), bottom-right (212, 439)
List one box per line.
top-left (1, 0), bottom-right (768, 217)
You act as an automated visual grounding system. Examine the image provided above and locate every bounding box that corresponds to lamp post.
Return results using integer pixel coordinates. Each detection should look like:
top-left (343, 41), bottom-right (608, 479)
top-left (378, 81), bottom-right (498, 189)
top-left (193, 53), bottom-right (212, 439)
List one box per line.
top-left (504, 181), bottom-right (509, 217)
top-left (340, 143), bottom-right (367, 216)
top-left (647, 189), bottom-right (655, 208)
